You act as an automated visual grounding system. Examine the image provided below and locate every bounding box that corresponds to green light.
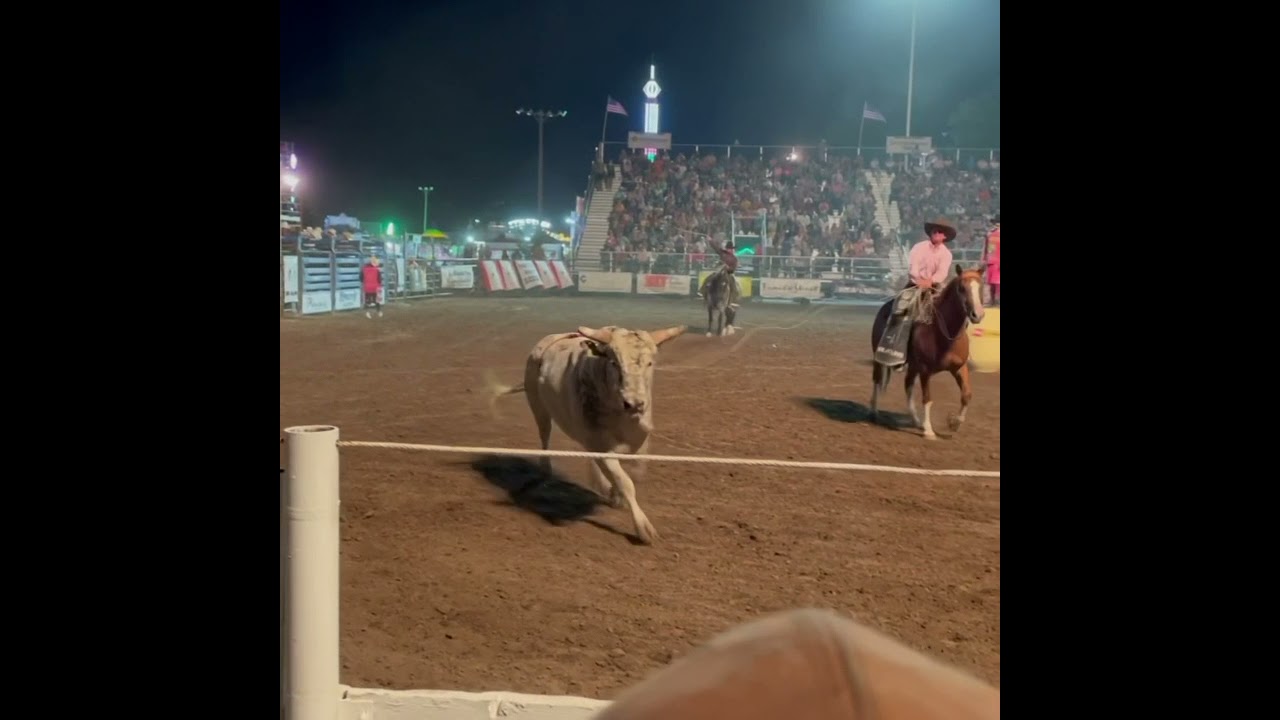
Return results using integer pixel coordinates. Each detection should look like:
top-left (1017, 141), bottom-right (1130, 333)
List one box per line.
top-left (385, 222), bottom-right (395, 236)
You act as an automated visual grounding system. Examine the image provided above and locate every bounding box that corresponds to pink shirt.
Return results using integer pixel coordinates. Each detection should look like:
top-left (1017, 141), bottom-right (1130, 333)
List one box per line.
top-left (908, 240), bottom-right (952, 286)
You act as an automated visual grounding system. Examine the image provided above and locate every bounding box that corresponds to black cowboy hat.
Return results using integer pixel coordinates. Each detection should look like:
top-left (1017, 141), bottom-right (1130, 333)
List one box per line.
top-left (923, 216), bottom-right (958, 242)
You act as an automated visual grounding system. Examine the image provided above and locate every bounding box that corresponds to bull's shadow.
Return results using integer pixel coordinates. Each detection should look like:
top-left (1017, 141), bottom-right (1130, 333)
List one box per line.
top-left (797, 396), bottom-right (914, 429)
top-left (470, 455), bottom-right (608, 525)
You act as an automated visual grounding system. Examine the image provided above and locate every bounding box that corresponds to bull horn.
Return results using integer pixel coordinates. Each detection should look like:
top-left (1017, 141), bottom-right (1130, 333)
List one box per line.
top-left (577, 326), bottom-right (613, 343)
top-left (649, 325), bottom-right (688, 346)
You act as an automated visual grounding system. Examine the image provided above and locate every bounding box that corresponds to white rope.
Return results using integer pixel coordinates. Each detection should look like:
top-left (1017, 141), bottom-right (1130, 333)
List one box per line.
top-left (334, 440), bottom-right (999, 478)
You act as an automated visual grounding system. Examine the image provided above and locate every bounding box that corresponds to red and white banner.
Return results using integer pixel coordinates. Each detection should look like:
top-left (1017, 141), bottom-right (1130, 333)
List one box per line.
top-left (480, 260), bottom-right (512, 291)
top-left (514, 260), bottom-right (543, 289)
top-left (534, 260), bottom-right (559, 288)
top-left (637, 273), bottom-right (689, 296)
top-left (550, 260), bottom-right (575, 288)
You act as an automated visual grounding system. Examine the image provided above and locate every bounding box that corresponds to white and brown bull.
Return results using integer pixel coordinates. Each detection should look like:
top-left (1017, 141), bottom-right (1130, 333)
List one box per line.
top-left (490, 324), bottom-right (687, 544)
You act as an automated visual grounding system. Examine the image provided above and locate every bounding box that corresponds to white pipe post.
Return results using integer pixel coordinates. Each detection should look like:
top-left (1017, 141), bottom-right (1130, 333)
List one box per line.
top-left (283, 425), bottom-right (341, 720)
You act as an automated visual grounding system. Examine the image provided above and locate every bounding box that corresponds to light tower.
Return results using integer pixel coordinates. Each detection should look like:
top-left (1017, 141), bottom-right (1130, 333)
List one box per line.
top-left (642, 63), bottom-right (662, 161)
top-left (516, 108), bottom-right (567, 222)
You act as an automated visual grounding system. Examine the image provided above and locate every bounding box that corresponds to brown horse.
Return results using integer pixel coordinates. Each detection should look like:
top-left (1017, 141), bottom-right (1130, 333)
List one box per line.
top-left (869, 265), bottom-right (986, 439)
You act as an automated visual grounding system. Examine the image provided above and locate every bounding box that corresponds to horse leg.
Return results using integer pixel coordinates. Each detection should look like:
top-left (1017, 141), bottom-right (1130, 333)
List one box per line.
top-left (870, 363), bottom-right (882, 422)
top-left (919, 372), bottom-right (938, 440)
top-left (948, 364), bottom-right (973, 432)
top-left (905, 365), bottom-right (921, 428)
top-left (706, 304), bottom-right (714, 337)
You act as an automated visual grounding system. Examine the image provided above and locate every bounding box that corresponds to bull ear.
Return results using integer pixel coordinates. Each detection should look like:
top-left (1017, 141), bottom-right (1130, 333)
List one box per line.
top-left (577, 326), bottom-right (613, 343)
top-left (649, 325), bottom-right (688, 347)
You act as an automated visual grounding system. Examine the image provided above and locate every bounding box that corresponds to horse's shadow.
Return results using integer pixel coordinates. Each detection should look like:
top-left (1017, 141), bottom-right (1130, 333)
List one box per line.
top-left (467, 456), bottom-right (638, 541)
top-left (796, 397), bottom-right (917, 431)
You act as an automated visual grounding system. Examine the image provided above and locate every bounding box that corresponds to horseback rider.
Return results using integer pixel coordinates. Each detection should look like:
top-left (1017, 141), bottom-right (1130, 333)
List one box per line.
top-left (874, 216), bottom-right (957, 367)
top-left (698, 237), bottom-right (740, 298)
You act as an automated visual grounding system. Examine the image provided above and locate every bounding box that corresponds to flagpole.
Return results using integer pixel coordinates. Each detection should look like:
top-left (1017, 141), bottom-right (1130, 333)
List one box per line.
top-left (857, 103), bottom-right (867, 157)
top-left (600, 97), bottom-right (610, 148)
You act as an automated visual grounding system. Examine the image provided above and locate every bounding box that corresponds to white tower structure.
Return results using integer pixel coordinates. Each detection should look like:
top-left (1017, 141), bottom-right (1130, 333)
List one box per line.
top-left (642, 63), bottom-right (662, 161)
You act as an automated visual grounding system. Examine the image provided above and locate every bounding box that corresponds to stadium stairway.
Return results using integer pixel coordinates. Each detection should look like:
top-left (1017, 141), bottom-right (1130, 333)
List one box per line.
top-left (574, 167), bottom-right (617, 272)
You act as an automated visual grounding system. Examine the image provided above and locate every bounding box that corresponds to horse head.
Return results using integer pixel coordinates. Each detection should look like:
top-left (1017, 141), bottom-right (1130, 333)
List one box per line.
top-left (950, 264), bottom-right (986, 325)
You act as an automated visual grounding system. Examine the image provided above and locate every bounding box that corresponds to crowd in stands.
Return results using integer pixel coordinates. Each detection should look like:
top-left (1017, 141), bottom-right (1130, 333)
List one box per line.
top-left (598, 150), bottom-right (999, 268)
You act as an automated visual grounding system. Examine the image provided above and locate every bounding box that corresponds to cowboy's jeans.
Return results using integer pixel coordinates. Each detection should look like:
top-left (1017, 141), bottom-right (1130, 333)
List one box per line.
top-left (874, 288), bottom-right (919, 367)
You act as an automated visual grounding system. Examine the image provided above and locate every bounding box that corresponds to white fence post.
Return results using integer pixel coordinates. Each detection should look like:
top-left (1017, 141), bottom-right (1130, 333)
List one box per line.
top-left (283, 425), bottom-right (341, 720)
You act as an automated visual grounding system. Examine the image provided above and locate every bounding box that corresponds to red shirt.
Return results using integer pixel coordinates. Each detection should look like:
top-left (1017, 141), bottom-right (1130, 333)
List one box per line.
top-left (361, 263), bottom-right (382, 292)
top-left (716, 246), bottom-right (739, 272)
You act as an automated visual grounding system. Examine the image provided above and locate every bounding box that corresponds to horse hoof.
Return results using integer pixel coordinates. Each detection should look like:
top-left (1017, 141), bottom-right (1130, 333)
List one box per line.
top-left (923, 431), bottom-right (939, 440)
top-left (948, 416), bottom-right (963, 432)
top-left (706, 332), bottom-right (713, 337)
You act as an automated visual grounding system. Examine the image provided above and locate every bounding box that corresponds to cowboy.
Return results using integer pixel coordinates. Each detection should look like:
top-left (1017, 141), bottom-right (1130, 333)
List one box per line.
top-left (701, 235), bottom-right (742, 297)
top-left (984, 214), bottom-right (1000, 306)
top-left (874, 216), bottom-right (956, 367)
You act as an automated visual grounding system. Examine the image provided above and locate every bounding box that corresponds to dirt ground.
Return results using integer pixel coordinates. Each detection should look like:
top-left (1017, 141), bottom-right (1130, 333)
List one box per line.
top-left (279, 295), bottom-right (1000, 699)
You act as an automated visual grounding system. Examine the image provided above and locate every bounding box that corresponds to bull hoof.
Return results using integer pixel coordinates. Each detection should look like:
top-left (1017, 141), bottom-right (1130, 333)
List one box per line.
top-left (635, 518), bottom-right (659, 545)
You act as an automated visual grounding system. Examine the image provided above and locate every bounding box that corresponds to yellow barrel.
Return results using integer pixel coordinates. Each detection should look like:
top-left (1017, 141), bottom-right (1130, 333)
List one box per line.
top-left (967, 307), bottom-right (1000, 373)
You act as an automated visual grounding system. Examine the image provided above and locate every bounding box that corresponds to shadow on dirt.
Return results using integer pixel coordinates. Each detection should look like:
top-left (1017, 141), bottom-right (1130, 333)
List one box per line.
top-left (797, 396), bottom-right (915, 430)
top-left (471, 455), bottom-right (603, 523)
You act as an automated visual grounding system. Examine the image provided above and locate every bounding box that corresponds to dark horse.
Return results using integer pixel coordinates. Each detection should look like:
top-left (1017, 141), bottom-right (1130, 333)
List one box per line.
top-left (869, 266), bottom-right (986, 439)
top-left (703, 269), bottom-right (738, 337)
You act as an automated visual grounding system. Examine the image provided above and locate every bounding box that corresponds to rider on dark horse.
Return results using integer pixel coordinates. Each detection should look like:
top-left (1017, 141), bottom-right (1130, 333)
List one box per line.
top-left (698, 237), bottom-right (741, 324)
top-left (874, 216), bottom-right (956, 367)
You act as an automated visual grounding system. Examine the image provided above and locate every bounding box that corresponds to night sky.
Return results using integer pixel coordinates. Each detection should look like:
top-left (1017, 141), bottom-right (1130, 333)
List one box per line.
top-left (280, 0), bottom-right (999, 233)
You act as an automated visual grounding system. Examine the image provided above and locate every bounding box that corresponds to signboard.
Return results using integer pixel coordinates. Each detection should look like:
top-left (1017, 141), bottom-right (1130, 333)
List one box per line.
top-left (335, 288), bottom-right (362, 311)
top-left (550, 261), bottom-right (575, 288)
top-left (696, 271), bottom-right (753, 299)
top-left (627, 131), bottom-right (673, 150)
top-left (282, 256), bottom-right (299, 303)
top-left (577, 271), bottom-right (633, 294)
top-left (886, 136), bottom-right (933, 155)
top-left (534, 260), bottom-right (559, 289)
top-left (479, 261), bottom-right (508, 291)
top-left (301, 290), bottom-right (332, 315)
top-left (496, 260), bottom-right (520, 290)
top-left (440, 265), bottom-right (474, 290)
top-left (759, 277), bottom-right (823, 300)
top-left (637, 273), bottom-right (689, 296)
top-left (514, 260), bottom-right (543, 289)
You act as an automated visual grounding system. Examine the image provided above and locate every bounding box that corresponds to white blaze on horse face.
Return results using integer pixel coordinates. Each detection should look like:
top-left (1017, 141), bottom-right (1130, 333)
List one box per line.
top-left (967, 278), bottom-right (985, 322)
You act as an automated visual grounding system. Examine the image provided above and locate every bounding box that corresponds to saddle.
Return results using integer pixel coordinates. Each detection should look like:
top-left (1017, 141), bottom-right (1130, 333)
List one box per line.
top-left (874, 287), bottom-right (934, 367)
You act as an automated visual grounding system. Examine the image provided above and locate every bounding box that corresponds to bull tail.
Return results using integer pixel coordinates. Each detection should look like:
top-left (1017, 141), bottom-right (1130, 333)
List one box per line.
top-left (483, 369), bottom-right (525, 418)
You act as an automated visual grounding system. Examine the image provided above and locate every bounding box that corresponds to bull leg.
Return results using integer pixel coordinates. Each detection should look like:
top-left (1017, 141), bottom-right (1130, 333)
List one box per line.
top-left (526, 387), bottom-right (554, 476)
top-left (905, 366), bottom-right (921, 428)
top-left (919, 373), bottom-right (937, 440)
top-left (948, 364), bottom-right (973, 432)
top-left (588, 461), bottom-right (617, 504)
top-left (595, 457), bottom-right (658, 544)
top-left (614, 437), bottom-right (650, 509)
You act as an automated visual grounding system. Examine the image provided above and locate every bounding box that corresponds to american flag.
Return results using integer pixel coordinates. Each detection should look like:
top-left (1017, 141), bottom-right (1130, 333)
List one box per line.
top-left (862, 102), bottom-right (886, 123)
top-left (606, 96), bottom-right (628, 116)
